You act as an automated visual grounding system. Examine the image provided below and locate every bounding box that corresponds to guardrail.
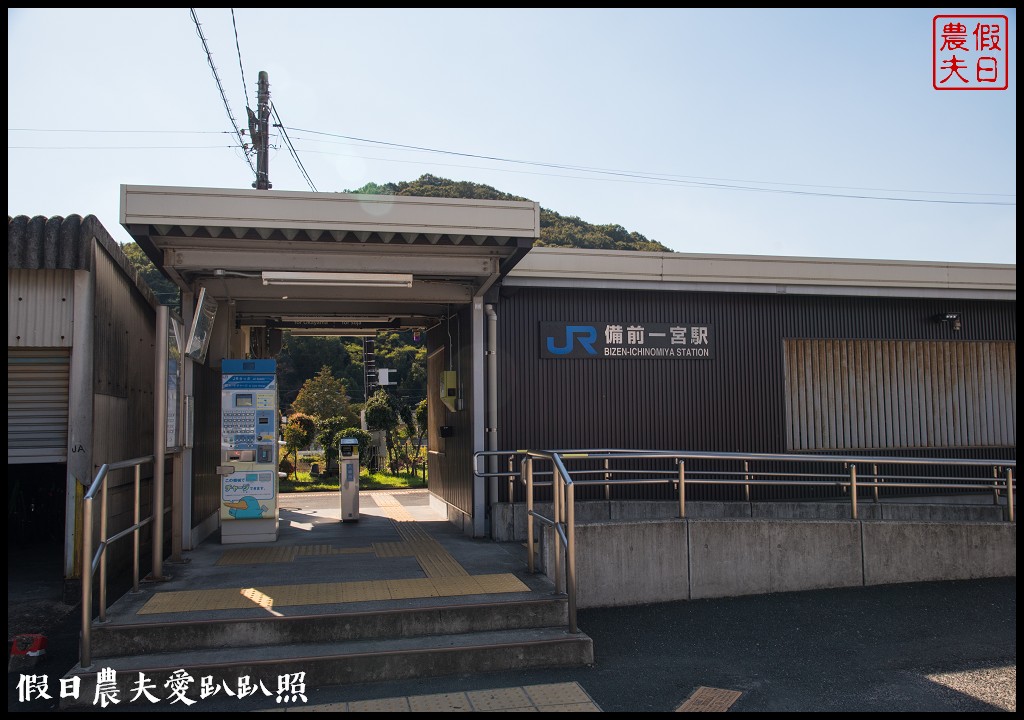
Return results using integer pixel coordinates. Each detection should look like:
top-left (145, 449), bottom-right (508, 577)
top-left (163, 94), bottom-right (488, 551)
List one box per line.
top-left (80, 455), bottom-right (162, 669)
top-left (476, 449), bottom-right (1016, 636)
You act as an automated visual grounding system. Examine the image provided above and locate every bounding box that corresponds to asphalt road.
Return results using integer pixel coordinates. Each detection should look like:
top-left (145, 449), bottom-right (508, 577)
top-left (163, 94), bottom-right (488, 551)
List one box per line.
top-left (9, 576), bottom-right (1015, 712)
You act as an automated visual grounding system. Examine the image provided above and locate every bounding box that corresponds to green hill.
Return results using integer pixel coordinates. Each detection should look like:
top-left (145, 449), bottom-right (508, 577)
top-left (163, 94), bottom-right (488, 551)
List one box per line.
top-left (349, 174), bottom-right (671, 253)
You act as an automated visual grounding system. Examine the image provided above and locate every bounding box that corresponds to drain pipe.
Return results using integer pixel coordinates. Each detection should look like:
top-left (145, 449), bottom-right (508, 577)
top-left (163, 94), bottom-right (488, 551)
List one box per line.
top-left (485, 304), bottom-right (498, 506)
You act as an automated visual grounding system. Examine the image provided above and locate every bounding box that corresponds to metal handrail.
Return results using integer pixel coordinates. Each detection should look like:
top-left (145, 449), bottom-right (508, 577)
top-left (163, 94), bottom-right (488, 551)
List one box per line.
top-left (479, 448), bottom-right (1016, 637)
top-left (80, 455), bottom-right (156, 669)
top-left (475, 449), bottom-right (1015, 521)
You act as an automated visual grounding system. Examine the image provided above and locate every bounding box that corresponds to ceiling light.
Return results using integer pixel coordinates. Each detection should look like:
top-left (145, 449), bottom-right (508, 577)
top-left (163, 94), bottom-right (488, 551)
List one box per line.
top-left (261, 271), bottom-right (413, 288)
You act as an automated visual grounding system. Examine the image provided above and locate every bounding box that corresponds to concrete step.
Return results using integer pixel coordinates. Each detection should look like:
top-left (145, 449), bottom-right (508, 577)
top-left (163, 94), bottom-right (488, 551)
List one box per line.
top-left (90, 597), bottom-right (570, 658)
top-left (61, 626), bottom-right (595, 709)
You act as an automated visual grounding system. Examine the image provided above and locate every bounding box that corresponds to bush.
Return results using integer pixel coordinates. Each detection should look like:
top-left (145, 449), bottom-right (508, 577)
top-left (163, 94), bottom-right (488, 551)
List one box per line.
top-left (279, 457), bottom-right (294, 474)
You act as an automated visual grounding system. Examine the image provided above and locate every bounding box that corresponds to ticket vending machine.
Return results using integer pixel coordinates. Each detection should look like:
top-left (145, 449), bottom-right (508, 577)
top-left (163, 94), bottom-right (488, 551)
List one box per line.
top-left (220, 359), bottom-right (279, 544)
top-left (339, 437), bottom-right (360, 522)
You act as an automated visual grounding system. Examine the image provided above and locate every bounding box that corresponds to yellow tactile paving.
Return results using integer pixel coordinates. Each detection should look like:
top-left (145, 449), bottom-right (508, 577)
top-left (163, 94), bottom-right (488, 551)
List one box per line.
top-left (296, 544), bottom-right (375, 557)
top-left (387, 578), bottom-right (439, 599)
top-left (675, 687), bottom-right (743, 712)
top-left (137, 573), bottom-right (528, 614)
top-left (218, 544), bottom-right (374, 565)
top-left (372, 541), bottom-right (417, 558)
top-left (472, 574), bottom-right (531, 593)
top-left (216, 547), bottom-right (298, 565)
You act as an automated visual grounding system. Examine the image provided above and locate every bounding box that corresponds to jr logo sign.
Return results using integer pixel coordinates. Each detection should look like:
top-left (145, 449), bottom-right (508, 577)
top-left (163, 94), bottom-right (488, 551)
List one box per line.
top-left (540, 322), bottom-right (715, 360)
top-left (545, 325), bottom-right (598, 355)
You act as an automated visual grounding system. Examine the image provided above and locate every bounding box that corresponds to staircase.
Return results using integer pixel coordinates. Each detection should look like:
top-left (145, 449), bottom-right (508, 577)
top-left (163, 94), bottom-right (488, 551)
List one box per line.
top-left (60, 489), bottom-right (593, 709)
top-left (62, 595), bottom-right (591, 708)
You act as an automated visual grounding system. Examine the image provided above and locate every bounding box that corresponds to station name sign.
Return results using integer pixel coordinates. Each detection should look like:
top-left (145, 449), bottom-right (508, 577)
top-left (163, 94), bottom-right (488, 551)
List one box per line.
top-left (540, 322), bottom-right (714, 359)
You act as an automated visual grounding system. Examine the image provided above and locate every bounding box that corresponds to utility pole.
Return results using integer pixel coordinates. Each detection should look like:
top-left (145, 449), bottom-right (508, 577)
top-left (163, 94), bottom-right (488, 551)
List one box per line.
top-left (250, 70), bottom-right (271, 190)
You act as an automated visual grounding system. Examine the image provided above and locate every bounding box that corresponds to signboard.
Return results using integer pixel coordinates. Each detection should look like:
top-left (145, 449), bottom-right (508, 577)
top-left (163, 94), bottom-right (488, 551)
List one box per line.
top-left (540, 322), bottom-right (714, 359)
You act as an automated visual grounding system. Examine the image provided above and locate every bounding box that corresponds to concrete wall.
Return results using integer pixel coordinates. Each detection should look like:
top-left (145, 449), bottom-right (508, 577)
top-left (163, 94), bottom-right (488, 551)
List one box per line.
top-left (542, 518), bottom-right (1015, 609)
top-left (495, 500), bottom-right (1006, 541)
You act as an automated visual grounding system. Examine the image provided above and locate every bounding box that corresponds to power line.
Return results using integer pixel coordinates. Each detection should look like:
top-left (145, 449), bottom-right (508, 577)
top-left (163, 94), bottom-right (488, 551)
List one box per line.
top-left (9, 145), bottom-right (244, 150)
top-left (8, 128), bottom-right (234, 135)
top-left (271, 103), bottom-right (317, 191)
top-left (230, 9), bottom-right (250, 111)
top-left (189, 8), bottom-right (257, 178)
top-left (282, 125), bottom-right (1014, 206)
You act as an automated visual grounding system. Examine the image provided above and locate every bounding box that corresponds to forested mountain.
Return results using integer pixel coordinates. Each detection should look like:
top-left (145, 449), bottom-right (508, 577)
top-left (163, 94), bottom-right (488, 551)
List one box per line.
top-left (350, 175), bottom-right (671, 253)
top-left (123, 175), bottom-right (669, 413)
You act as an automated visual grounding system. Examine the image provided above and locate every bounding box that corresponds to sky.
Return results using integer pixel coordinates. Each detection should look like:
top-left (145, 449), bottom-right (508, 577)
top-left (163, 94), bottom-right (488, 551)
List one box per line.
top-left (7, 8), bottom-right (1017, 265)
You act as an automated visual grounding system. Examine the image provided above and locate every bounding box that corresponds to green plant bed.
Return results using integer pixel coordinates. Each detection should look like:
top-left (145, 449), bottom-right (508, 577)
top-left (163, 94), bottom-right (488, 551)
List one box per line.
top-left (279, 470), bottom-right (427, 493)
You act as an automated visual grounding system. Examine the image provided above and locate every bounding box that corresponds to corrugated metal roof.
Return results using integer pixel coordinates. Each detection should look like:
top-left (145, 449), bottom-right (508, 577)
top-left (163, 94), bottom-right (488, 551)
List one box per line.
top-left (8, 214), bottom-right (161, 309)
top-left (8, 214), bottom-right (93, 270)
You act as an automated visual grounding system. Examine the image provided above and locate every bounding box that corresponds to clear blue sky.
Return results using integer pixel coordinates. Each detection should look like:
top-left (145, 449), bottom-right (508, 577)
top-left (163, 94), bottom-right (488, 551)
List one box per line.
top-left (7, 8), bottom-right (1016, 264)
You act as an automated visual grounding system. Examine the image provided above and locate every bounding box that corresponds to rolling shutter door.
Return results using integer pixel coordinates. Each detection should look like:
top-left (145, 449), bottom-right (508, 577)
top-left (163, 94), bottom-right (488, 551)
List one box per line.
top-left (8, 348), bottom-right (70, 463)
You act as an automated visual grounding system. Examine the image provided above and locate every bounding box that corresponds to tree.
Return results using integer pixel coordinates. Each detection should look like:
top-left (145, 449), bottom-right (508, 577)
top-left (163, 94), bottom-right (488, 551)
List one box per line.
top-left (291, 366), bottom-right (358, 426)
top-left (315, 416), bottom-right (350, 473)
top-left (281, 413), bottom-right (315, 482)
top-left (364, 389), bottom-right (400, 473)
top-left (120, 242), bottom-right (181, 307)
top-left (338, 427), bottom-right (373, 468)
top-left (412, 399), bottom-right (428, 481)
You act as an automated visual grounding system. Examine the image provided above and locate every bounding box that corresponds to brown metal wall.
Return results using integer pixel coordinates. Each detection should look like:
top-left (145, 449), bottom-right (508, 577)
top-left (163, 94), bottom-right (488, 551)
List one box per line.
top-left (784, 339), bottom-right (1016, 450)
top-left (426, 306), bottom-right (475, 516)
top-left (191, 363), bottom-right (222, 525)
top-left (496, 287), bottom-right (1016, 501)
top-left (92, 244), bottom-right (156, 479)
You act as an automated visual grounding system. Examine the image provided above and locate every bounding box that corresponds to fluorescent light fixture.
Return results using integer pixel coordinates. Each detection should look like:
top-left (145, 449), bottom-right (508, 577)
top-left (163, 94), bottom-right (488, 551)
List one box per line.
top-left (262, 271), bottom-right (413, 288)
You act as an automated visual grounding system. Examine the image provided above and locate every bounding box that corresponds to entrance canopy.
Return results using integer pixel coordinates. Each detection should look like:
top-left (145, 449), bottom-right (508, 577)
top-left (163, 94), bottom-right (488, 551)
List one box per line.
top-left (121, 185), bottom-right (539, 333)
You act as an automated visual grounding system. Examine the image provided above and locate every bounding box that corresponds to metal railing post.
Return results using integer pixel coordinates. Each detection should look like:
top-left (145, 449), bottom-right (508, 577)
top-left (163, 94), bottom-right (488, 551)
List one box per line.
top-left (566, 478), bottom-right (577, 633)
top-left (132, 465), bottom-right (141, 593)
top-left (524, 457), bottom-right (535, 574)
top-left (743, 460), bottom-right (750, 502)
top-left (80, 493), bottom-right (94, 669)
top-left (98, 480), bottom-right (108, 623)
top-left (1006, 468), bottom-right (1015, 523)
top-left (507, 455), bottom-right (514, 506)
top-left (553, 458), bottom-right (563, 596)
top-left (604, 458), bottom-right (610, 501)
top-left (850, 464), bottom-right (858, 520)
top-left (678, 460), bottom-right (686, 518)
top-left (993, 466), bottom-right (1001, 505)
top-left (873, 464), bottom-right (880, 503)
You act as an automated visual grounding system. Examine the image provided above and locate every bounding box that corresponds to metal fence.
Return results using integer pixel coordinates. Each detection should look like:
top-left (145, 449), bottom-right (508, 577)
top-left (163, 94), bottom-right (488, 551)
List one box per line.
top-left (476, 449), bottom-right (1016, 635)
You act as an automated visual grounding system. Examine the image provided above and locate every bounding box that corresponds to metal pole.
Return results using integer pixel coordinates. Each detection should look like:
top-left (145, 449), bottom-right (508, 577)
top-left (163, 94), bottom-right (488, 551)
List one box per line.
top-left (993, 466), bottom-right (1000, 505)
top-left (256, 71), bottom-right (270, 189)
top-left (873, 464), bottom-right (880, 503)
top-left (678, 461), bottom-right (686, 518)
top-left (151, 305), bottom-right (168, 581)
top-left (604, 457), bottom-right (610, 501)
top-left (1006, 468), bottom-right (1015, 523)
top-left (553, 458), bottom-right (563, 596)
top-left (98, 481), bottom-right (108, 623)
top-left (525, 457), bottom-right (535, 574)
top-left (80, 494), bottom-right (94, 668)
top-left (507, 455), bottom-right (514, 506)
top-left (132, 465), bottom-right (140, 593)
top-left (743, 460), bottom-right (750, 503)
top-left (850, 464), bottom-right (858, 520)
top-left (566, 480), bottom-right (577, 634)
